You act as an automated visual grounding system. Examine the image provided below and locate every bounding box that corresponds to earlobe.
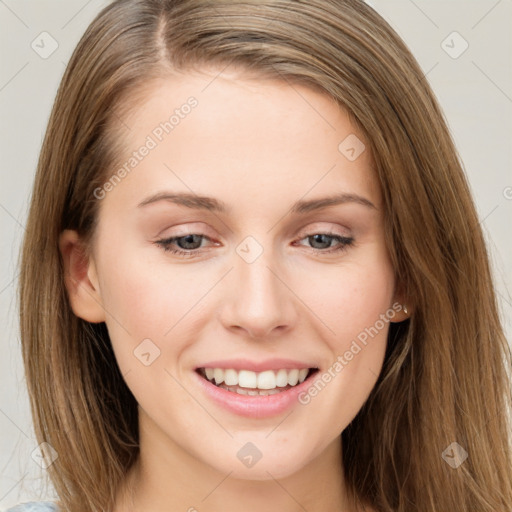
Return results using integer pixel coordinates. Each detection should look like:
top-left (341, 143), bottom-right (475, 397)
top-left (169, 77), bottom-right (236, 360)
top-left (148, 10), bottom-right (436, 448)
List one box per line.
top-left (389, 300), bottom-right (412, 323)
top-left (389, 283), bottom-right (412, 323)
top-left (58, 229), bottom-right (106, 323)
top-left (398, 303), bottom-right (411, 322)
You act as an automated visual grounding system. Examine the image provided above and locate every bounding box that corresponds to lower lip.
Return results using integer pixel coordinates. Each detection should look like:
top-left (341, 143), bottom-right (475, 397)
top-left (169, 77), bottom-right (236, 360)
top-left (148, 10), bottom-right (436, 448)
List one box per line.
top-left (193, 370), bottom-right (317, 419)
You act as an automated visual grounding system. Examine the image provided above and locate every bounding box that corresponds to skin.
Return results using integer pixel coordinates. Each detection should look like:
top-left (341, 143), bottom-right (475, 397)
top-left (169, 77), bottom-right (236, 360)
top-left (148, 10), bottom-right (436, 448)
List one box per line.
top-left (59, 66), bottom-right (407, 512)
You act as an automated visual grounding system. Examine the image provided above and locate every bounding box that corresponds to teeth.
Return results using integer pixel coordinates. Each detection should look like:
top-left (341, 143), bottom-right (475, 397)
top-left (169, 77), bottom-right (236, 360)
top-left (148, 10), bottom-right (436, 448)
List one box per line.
top-left (201, 367), bottom-right (312, 390)
top-left (288, 369), bottom-right (299, 386)
top-left (213, 368), bottom-right (224, 385)
top-left (239, 370), bottom-right (257, 388)
top-left (220, 384), bottom-right (285, 396)
top-left (224, 369), bottom-right (238, 386)
top-left (276, 369), bottom-right (289, 387)
top-left (257, 370), bottom-right (276, 390)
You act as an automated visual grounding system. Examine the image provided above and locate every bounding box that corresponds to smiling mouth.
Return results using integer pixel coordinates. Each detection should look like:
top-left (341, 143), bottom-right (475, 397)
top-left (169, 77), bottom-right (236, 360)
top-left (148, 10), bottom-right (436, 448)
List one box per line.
top-left (196, 367), bottom-right (319, 396)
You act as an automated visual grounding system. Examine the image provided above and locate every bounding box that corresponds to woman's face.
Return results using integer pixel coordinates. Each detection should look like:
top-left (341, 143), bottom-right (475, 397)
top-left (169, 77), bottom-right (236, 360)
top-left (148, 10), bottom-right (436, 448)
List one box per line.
top-left (62, 67), bottom-right (405, 480)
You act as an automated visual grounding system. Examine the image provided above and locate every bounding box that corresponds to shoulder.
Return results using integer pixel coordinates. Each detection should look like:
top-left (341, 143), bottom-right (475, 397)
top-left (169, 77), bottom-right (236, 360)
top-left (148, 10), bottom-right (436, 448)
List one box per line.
top-left (4, 502), bottom-right (60, 512)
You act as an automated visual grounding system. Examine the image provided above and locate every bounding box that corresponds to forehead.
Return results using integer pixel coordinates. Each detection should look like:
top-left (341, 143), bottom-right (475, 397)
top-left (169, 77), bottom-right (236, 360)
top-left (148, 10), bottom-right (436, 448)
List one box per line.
top-left (102, 67), bottom-right (381, 214)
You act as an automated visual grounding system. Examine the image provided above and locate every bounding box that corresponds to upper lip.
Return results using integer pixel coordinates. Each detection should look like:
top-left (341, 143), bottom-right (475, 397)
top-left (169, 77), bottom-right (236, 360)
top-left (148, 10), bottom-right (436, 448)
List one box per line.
top-left (195, 358), bottom-right (319, 373)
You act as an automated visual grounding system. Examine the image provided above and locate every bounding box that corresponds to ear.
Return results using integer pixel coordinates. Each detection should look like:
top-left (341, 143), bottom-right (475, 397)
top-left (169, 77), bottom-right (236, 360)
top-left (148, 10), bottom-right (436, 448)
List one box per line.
top-left (58, 229), bottom-right (106, 323)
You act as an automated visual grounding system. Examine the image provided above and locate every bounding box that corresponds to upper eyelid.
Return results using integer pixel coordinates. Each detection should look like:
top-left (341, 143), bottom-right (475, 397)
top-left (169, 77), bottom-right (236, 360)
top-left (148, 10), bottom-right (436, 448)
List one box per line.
top-left (157, 220), bottom-right (351, 239)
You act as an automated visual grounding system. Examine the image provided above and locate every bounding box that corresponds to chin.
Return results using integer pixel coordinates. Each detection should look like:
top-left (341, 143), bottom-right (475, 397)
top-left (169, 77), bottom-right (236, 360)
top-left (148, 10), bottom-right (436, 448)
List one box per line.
top-left (204, 440), bottom-right (315, 481)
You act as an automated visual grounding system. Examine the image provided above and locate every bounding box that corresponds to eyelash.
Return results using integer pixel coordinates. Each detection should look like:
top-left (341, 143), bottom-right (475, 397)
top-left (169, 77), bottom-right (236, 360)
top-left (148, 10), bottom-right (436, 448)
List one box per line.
top-left (154, 232), bottom-right (354, 257)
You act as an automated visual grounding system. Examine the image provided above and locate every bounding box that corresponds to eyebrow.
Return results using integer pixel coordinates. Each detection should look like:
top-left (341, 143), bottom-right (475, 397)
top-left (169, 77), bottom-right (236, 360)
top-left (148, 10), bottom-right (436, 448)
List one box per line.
top-left (137, 191), bottom-right (376, 213)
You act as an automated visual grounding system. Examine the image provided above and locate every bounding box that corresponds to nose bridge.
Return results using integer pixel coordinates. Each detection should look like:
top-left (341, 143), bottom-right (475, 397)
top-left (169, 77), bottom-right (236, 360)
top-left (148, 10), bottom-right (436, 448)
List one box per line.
top-left (221, 234), bottom-right (297, 338)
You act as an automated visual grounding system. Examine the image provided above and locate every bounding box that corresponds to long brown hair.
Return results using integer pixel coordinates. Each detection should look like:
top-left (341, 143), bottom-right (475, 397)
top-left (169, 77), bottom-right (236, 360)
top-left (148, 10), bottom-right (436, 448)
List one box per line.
top-left (18, 1), bottom-right (512, 511)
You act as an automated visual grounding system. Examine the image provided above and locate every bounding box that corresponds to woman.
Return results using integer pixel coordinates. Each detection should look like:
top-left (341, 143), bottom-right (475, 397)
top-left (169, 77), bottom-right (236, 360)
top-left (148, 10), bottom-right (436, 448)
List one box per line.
top-left (12, 0), bottom-right (512, 511)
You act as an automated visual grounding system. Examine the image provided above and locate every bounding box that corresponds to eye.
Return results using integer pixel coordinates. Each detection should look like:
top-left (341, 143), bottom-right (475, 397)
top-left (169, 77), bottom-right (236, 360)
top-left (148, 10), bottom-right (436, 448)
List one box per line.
top-left (155, 234), bottom-right (213, 257)
top-left (294, 232), bottom-right (354, 254)
top-left (154, 231), bottom-right (354, 257)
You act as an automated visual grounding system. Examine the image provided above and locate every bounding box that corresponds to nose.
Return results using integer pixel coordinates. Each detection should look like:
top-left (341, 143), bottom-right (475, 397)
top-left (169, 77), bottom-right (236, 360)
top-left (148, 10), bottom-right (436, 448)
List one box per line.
top-left (219, 244), bottom-right (299, 340)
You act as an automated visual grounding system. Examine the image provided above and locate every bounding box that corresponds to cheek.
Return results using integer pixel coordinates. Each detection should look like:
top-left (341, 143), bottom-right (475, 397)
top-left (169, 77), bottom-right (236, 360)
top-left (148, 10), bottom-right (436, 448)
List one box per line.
top-left (294, 252), bottom-right (394, 427)
top-left (295, 248), bottom-right (395, 343)
top-left (93, 240), bottom-right (210, 374)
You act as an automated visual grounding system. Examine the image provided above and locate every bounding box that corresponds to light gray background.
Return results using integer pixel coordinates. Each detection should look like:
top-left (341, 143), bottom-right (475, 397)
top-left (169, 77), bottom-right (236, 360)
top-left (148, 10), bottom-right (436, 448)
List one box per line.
top-left (1, 0), bottom-right (511, 509)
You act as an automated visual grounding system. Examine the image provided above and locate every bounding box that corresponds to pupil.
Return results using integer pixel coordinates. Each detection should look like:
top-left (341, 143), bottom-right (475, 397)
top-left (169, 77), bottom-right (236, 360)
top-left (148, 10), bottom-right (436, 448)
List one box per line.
top-left (179, 234), bottom-right (201, 249)
top-left (310, 234), bottom-right (331, 249)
